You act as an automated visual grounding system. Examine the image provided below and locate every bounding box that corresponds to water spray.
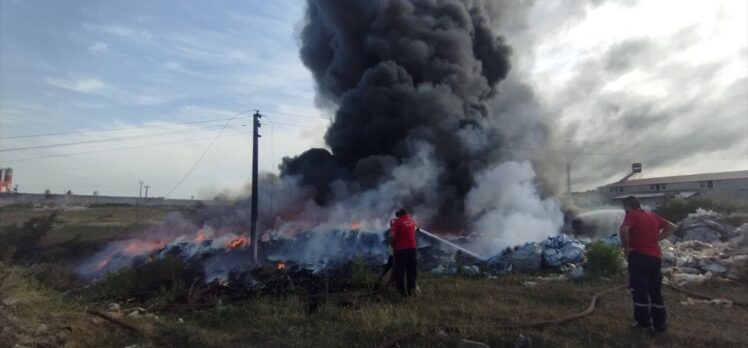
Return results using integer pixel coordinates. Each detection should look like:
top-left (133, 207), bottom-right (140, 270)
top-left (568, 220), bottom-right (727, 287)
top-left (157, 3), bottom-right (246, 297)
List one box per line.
top-left (417, 228), bottom-right (485, 261)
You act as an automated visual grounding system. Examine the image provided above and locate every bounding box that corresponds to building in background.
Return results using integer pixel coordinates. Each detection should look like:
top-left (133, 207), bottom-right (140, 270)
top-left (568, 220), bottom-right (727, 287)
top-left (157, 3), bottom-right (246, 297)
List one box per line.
top-left (0, 168), bottom-right (12, 193)
top-left (599, 169), bottom-right (748, 205)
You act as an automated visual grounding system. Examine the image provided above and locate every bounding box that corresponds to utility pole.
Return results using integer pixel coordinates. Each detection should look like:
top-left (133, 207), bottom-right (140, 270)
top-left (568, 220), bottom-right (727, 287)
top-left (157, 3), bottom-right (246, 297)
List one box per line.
top-left (144, 185), bottom-right (150, 222)
top-left (251, 111), bottom-right (261, 264)
top-left (137, 180), bottom-right (144, 223)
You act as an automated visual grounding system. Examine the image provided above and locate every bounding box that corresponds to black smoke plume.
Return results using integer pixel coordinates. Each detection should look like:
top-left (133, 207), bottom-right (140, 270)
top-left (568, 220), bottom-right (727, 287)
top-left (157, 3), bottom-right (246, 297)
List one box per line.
top-left (281, 0), bottom-right (513, 230)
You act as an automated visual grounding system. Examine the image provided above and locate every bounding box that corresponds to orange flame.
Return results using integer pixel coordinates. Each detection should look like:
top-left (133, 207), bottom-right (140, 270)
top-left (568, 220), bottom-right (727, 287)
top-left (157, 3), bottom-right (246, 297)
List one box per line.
top-left (195, 230), bottom-right (206, 242)
top-left (277, 261), bottom-right (286, 271)
top-left (96, 258), bottom-right (109, 271)
top-left (123, 240), bottom-right (166, 255)
top-left (351, 220), bottom-right (361, 230)
top-left (226, 236), bottom-right (249, 249)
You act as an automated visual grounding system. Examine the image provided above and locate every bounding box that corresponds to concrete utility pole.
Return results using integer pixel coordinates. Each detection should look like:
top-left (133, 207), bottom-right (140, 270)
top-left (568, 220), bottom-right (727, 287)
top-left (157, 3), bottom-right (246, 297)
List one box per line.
top-left (251, 111), bottom-right (262, 264)
top-left (144, 185), bottom-right (150, 222)
top-left (137, 180), bottom-right (144, 223)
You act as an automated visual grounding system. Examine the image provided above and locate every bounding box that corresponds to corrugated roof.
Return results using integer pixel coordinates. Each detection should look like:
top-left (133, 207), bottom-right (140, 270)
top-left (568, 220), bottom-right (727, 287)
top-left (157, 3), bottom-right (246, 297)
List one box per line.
top-left (611, 191), bottom-right (699, 199)
top-left (604, 170), bottom-right (748, 187)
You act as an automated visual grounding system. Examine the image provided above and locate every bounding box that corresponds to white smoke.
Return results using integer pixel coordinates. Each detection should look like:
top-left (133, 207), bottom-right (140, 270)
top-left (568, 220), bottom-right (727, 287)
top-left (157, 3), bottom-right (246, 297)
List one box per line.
top-left (466, 160), bottom-right (564, 257)
top-left (269, 142), bottom-right (443, 235)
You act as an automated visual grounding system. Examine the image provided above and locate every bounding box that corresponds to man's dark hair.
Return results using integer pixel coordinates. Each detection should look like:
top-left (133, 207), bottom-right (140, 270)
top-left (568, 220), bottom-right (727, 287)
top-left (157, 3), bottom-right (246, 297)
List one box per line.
top-left (395, 208), bottom-right (408, 217)
top-left (623, 196), bottom-right (641, 209)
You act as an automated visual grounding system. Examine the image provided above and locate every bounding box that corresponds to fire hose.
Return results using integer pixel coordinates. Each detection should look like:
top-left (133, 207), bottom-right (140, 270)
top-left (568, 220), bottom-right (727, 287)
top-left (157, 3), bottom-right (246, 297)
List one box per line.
top-left (377, 283), bottom-right (627, 348)
top-left (86, 309), bottom-right (174, 348)
top-left (377, 281), bottom-right (747, 348)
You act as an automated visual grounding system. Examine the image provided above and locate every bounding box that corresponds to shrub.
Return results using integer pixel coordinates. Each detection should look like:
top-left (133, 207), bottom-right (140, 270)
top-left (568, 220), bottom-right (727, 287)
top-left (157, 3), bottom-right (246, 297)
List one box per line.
top-left (585, 241), bottom-right (623, 277)
top-left (0, 213), bottom-right (57, 262)
top-left (22, 263), bottom-right (81, 291)
top-left (656, 197), bottom-right (748, 223)
top-left (350, 255), bottom-right (369, 287)
top-left (90, 257), bottom-right (201, 302)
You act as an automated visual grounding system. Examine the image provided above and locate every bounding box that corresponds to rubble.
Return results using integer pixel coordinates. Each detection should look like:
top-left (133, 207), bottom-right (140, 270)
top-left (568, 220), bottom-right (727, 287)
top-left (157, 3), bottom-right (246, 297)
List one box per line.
top-left (541, 234), bottom-right (585, 267)
top-left (102, 304), bottom-right (160, 321)
top-left (81, 208), bottom-right (745, 294)
top-left (679, 298), bottom-right (733, 307)
top-left (568, 267), bottom-right (585, 280)
top-left (514, 334), bottom-right (533, 348)
top-left (738, 223), bottom-right (748, 247)
top-left (673, 209), bottom-right (740, 243)
top-left (457, 338), bottom-right (490, 348)
top-left (511, 243), bottom-right (542, 272)
top-left (671, 272), bottom-right (713, 287)
top-left (485, 253), bottom-right (512, 274)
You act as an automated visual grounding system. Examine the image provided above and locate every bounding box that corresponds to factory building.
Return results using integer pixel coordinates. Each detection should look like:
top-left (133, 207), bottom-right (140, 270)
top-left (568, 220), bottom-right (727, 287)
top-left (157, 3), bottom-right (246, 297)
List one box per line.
top-left (598, 165), bottom-right (748, 204)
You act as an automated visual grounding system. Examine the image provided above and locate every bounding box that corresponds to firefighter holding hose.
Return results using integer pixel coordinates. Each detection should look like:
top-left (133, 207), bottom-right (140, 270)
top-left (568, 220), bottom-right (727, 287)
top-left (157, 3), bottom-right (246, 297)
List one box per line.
top-left (389, 208), bottom-right (418, 297)
top-left (619, 196), bottom-right (677, 334)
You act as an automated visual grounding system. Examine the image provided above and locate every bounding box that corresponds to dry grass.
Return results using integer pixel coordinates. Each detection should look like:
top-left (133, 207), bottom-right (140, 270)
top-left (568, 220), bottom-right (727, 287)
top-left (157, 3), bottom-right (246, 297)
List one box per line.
top-left (137, 274), bottom-right (747, 348)
top-left (4, 262), bottom-right (748, 348)
top-left (1, 206), bottom-right (747, 348)
top-left (0, 205), bottom-right (171, 227)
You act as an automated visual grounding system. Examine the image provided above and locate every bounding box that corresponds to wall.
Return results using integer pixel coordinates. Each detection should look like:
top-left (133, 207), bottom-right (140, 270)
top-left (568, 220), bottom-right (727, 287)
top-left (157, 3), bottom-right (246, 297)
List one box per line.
top-left (0, 192), bottom-right (204, 207)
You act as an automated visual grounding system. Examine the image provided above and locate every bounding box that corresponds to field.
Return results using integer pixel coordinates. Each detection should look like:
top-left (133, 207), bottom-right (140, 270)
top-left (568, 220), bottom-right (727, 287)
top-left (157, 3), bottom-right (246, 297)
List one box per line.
top-left (1, 205), bottom-right (747, 348)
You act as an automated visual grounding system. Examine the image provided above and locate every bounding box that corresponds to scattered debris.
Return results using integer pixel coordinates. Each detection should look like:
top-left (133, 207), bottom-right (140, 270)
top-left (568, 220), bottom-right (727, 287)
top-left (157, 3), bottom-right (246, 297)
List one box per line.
top-left (679, 298), bottom-right (733, 307)
top-left (673, 209), bottom-right (740, 242)
top-left (542, 234), bottom-right (585, 267)
top-left (511, 243), bottom-right (542, 272)
top-left (568, 267), bottom-right (585, 280)
top-left (672, 272), bottom-right (714, 287)
top-left (457, 338), bottom-right (490, 348)
top-left (514, 334), bottom-right (533, 348)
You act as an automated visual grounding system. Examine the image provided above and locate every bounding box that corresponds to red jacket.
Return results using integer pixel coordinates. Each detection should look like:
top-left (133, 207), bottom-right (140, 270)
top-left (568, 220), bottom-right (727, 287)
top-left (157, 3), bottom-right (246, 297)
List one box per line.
top-left (621, 209), bottom-right (668, 258)
top-left (390, 214), bottom-right (417, 251)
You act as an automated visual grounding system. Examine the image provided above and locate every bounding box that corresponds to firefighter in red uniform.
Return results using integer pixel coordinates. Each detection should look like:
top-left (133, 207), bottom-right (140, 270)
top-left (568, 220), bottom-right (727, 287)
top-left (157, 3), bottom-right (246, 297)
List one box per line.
top-left (619, 196), bottom-right (677, 334)
top-left (389, 209), bottom-right (418, 297)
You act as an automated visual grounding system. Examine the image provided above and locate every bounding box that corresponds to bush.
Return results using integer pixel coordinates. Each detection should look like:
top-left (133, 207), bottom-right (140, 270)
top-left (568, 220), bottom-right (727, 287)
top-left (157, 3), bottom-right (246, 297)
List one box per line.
top-left (0, 213), bottom-right (57, 262)
top-left (22, 263), bottom-right (81, 291)
top-left (585, 241), bottom-right (623, 277)
top-left (656, 197), bottom-right (748, 223)
top-left (89, 257), bottom-right (201, 302)
top-left (350, 255), bottom-right (369, 287)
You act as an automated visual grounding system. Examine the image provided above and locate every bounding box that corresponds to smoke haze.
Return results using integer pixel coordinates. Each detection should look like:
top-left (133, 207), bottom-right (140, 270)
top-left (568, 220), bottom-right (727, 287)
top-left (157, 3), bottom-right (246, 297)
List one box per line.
top-left (279, 0), bottom-right (561, 238)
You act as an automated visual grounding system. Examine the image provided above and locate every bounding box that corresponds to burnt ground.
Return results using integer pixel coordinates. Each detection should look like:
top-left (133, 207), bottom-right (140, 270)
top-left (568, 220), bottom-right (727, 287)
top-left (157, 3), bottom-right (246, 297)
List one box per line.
top-left (1, 205), bottom-right (747, 348)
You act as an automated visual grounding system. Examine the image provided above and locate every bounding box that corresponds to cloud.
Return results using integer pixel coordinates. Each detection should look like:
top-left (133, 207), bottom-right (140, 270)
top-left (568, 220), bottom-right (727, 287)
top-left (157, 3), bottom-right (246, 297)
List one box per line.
top-left (88, 42), bottom-right (109, 53)
top-left (163, 62), bottom-right (182, 71)
top-left (45, 77), bottom-right (106, 93)
top-left (483, 0), bottom-right (748, 190)
top-left (82, 23), bottom-right (153, 41)
top-left (43, 75), bottom-right (181, 106)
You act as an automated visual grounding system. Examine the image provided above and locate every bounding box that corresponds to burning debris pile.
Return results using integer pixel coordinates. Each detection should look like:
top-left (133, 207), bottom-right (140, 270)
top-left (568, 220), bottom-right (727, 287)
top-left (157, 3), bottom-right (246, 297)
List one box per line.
top-left (77, 221), bottom-right (386, 281)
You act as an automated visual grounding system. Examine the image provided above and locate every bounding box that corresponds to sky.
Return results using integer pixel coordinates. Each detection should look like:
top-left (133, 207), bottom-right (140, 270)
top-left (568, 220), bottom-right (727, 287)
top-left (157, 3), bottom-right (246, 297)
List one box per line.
top-left (1, 0), bottom-right (746, 198)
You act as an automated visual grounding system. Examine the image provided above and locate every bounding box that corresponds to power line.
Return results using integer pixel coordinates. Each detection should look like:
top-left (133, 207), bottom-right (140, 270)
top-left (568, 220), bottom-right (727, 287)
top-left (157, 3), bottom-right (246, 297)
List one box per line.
top-left (259, 120), bottom-right (327, 130)
top-left (163, 110), bottom-right (254, 198)
top-left (0, 130), bottom-right (253, 163)
top-left (0, 115), bottom-right (253, 140)
top-left (263, 110), bottom-right (329, 121)
top-left (1, 123), bottom-right (248, 152)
